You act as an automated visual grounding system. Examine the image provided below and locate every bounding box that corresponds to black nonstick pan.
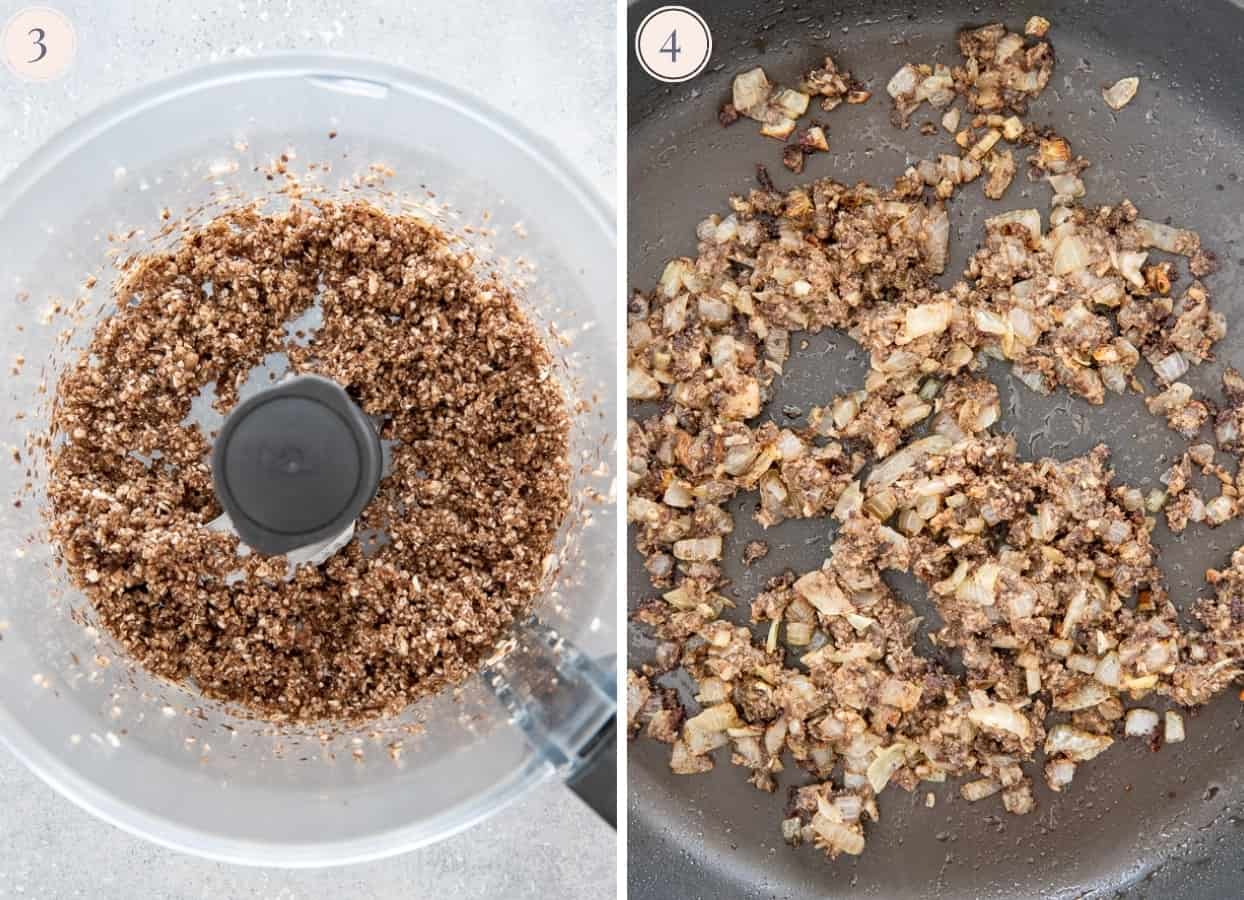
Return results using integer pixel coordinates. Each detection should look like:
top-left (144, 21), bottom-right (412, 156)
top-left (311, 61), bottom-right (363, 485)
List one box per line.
top-left (627, 1), bottom-right (1244, 896)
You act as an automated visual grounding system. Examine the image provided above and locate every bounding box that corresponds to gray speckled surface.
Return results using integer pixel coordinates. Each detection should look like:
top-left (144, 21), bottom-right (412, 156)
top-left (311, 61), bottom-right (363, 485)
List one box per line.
top-left (0, 1), bottom-right (616, 896)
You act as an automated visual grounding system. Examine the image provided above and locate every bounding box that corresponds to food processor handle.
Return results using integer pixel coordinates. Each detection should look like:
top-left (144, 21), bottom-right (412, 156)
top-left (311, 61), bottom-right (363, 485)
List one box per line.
top-left (564, 708), bottom-right (617, 828)
top-left (483, 620), bottom-right (617, 829)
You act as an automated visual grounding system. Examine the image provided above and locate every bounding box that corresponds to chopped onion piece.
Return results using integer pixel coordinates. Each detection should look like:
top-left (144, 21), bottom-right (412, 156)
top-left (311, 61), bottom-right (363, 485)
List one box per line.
top-left (967, 697), bottom-right (1031, 739)
top-left (985, 207), bottom-right (1044, 242)
top-left (663, 481), bottom-right (694, 508)
top-left (1103, 76), bottom-right (1139, 111)
top-left (732, 67), bottom-right (772, 114)
top-left (697, 295), bottom-right (732, 325)
top-left (898, 301), bottom-right (952, 344)
top-left (1216, 417), bottom-right (1239, 447)
top-left (832, 480), bottom-right (864, 521)
top-left (785, 622), bottom-right (814, 646)
top-left (864, 488), bottom-right (898, 521)
top-left (684, 703), bottom-right (741, 755)
top-left (960, 779), bottom-right (1001, 802)
top-left (1025, 667), bottom-right (1042, 695)
top-left (662, 294), bottom-right (688, 333)
top-left (720, 377), bottom-right (761, 419)
top-left (1046, 758), bottom-right (1076, 791)
top-left (1153, 352), bottom-right (1188, 384)
top-left (1067, 653), bottom-right (1097, 674)
top-left (1207, 495), bottom-right (1235, 526)
top-left (628, 367), bottom-right (662, 400)
top-left (672, 536), bottom-right (723, 561)
top-left (956, 563), bottom-right (1001, 607)
top-left (1123, 673), bottom-right (1160, 694)
top-left (974, 309), bottom-right (1008, 335)
top-left (1053, 233), bottom-right (1091, 275)
top-left (774, 88), bottom-right (811, 118)
top-left (867, 743), bottom-right (909, 792)
top-left (1094, 651), bottom-right (1122, 687)
top-left (897, 508), bottom-right (924, 536)
top-left (1060, 588), bottom-right (1089, 638)
top-left (1135, 218), bottom-right (1197, 255)
top-left (722, 442), bottom-right (759, 476)
top-left (1113, 249), bottom-right (1147, 288)
top-left (794, 570), bottom-right (854, 616)
top-left (1044, 724), bottom-right (1113, 761)
top-left (834, 793), bottom-right (863, 823)
top-left (710, 334), bottom-right (738, 368)
top-left (845, 613), bottom-right (876, 633)
top-left (811, 814), bottom-right (865, 856)
top-left (887, 64), bottom-right (919, 99)
top-left (1124, 707), bottom-right (1159, 737)
top-left (1055, 680), bottom-right (1110, 711)
top-left (832, 393), bottom-right (862, 429)
top-left (628, 496), bottom-right (661, 524)
top-left (695, 677), bottom-right (730, 705)
top-left (1165, 710), bottom-right (1186, 744)
top-left (867, 435), bottom-right (953, 490)
top-left (776, 430), bottom-right (805, 460)
top-left (1047, 172), bottom-right (1085, 199)
top-left (923, 206), bottom-right (950, 274)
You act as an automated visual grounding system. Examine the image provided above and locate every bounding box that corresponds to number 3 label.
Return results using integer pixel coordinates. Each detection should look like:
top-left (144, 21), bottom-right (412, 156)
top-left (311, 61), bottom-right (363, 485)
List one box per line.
top-left (635, 6), bottom-right (711, 84)
top-left (3, 7), bottom-right (75, 81)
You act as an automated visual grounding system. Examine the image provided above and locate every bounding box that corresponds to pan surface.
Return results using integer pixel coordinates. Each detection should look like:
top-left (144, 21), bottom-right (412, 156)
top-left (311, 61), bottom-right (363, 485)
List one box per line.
top-left (627, 1), bottom-right (1244, 897)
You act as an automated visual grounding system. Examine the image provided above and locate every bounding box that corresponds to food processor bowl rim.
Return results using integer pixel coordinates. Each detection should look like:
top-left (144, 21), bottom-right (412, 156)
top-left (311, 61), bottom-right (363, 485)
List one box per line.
top-left (0, 50), bottom-right (614, 867)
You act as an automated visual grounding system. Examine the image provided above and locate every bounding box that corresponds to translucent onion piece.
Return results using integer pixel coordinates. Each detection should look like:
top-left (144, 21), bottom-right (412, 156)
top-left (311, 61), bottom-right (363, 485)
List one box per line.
top-left (732, 67), bottom-right (772, 114)
top-left (1102, 76), bottom-right (1139, 110)
top-left (1164, 710), bottom-right (1186, 744)
top-left (1053, 233), bottom-right (1091, 275)
top-left (866, 743), bottom-right (909, 792)
top-left (627, 367), bottom-right (662, 400)
top-left (1124, 708), bottom-right (1159, 737)
top-left (1044, 724), bottom-right (1113, 761)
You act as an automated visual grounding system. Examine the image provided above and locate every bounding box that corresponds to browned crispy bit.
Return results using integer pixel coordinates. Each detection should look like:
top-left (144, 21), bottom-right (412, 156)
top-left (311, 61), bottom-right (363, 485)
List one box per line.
top-left (782, 145), bottom-right (806, 174)
top-left (756, 163), bottom-right (776, 191)
top-left (798, 126), bottom-right (829, 153)
top-left (799, 54), bottom-right (862, 112)
top-left (743, 540), bottom-right (770, 565)
top-left (1144, 261), bottom-right (1173, 295)
top-left (983, 149), bottom-right (1016, 199)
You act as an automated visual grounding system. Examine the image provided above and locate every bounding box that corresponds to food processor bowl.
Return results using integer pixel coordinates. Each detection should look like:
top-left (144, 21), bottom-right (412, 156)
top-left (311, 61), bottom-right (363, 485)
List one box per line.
top-left (0, 53), bottom-right (616, 866)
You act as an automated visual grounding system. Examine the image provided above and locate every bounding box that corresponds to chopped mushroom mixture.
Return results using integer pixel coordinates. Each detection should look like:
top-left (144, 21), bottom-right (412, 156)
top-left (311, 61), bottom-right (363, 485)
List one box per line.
top-left (631, 15), bottom-right (1244, 863)
top-left (723, 54), bottom-right (869, 173)
top-left (887, 23), bottom-right (1053, 128)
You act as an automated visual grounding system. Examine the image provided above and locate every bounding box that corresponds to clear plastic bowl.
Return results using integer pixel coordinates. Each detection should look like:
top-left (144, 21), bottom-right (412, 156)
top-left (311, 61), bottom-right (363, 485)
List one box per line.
top-left (0, 54), bottom-right (616, 866)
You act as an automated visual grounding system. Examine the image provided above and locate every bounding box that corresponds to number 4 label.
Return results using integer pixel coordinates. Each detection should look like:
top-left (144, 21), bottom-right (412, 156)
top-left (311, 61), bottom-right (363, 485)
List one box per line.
top-left (660, 30), bottom-right (681, 63)
top-left (636, 7), bottom-right (711, 84)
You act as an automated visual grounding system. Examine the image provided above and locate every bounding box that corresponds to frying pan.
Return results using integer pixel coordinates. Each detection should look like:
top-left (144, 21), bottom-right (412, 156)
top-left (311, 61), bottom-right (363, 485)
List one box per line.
top-left (627, 1), bottom-right (1244, 896)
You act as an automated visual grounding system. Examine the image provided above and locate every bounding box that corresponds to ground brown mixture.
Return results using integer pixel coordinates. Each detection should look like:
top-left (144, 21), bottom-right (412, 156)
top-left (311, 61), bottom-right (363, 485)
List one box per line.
top-left (47, 199), bottom-right (571, 723)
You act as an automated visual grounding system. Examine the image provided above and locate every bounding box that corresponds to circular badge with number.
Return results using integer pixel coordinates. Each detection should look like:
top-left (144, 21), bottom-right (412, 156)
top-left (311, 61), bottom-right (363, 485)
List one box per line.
top-left (2, 6), bottom-right (76, 81)
top-left (635, 6), bottom-right (711, 84)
